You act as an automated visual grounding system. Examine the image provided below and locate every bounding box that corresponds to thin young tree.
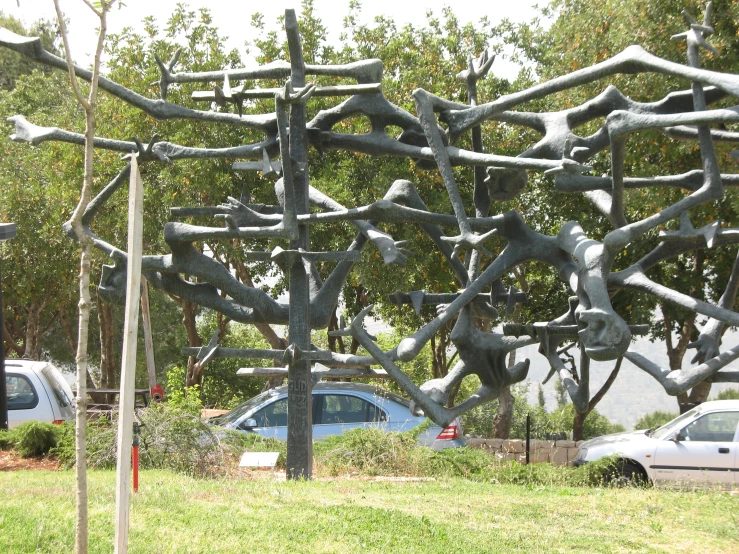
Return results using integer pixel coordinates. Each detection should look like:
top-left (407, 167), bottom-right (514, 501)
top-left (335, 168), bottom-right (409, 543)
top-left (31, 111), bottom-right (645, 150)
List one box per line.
top-left (51, 1), bottom-right (115, 552)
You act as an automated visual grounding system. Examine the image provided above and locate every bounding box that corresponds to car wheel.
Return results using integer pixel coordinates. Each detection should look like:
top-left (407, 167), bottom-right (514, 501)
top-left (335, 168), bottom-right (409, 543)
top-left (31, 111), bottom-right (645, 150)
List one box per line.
top-left (610, 461), bottom-right (648, 488)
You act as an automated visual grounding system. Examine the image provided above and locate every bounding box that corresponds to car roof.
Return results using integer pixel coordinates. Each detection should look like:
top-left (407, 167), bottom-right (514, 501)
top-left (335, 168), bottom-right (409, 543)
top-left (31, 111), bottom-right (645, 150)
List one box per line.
top-left (695, 399), bottom-right (739, 412)
top-left (270, 381), bottom-right (392, 394)
top-left (4, 359), bottom-right (50, 373)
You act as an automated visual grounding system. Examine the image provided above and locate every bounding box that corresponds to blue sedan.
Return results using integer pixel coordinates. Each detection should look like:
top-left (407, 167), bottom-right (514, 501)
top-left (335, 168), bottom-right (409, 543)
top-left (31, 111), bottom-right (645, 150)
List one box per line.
top-left (213, 382), bottom-right (465, 450)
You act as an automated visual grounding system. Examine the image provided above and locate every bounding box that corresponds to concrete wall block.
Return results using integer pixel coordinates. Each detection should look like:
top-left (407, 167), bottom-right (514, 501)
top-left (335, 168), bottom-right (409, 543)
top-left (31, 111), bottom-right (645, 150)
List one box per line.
top-left (486, 438), bottom-right (504, 449)
top-left (529, 450), bottom-right (550, 463)
top-left (502, 439), bottom-right (524, 453)
top-left (551, 448), bottom-right (571, 466)
top-left (555, 440), bottom-right (576, 448)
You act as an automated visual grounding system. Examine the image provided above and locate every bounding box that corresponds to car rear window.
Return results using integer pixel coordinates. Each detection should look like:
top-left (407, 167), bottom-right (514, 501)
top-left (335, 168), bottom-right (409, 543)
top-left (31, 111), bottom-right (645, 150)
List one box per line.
top-left (6, 374), bottom-right (39, 410)
top-left (41, 366), bottom-right (72, 408)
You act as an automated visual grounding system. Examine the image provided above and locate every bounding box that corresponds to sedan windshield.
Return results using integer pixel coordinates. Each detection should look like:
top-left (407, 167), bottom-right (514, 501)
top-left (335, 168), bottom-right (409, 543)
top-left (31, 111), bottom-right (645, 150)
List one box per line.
top-left (651, 408), bottom-right (699, 439)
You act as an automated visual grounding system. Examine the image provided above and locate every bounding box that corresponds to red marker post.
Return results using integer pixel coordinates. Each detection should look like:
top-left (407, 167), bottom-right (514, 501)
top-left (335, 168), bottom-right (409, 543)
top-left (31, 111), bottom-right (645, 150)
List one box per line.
top-left (132, 422), bottom-right (141, 493)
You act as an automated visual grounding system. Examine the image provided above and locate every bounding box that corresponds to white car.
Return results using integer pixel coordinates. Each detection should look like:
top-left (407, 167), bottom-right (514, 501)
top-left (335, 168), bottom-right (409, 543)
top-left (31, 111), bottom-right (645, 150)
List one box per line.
top-left (5, 360), bottom-right (75, 428)
top-left (573, 400), bottom-right (739, 488)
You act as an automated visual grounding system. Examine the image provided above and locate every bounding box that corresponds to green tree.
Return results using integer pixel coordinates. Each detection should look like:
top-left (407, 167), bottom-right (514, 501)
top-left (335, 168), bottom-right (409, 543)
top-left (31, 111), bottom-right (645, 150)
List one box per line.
top-left (633, 410), bottom-right (678, 431)
top-left (714, 388), bottom-right (739, 400)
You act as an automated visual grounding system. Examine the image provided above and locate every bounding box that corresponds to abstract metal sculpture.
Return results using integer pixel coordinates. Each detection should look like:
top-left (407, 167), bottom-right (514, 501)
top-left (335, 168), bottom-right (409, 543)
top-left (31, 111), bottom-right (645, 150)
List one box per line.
top-left (3, 4), bottom-right (739, 478)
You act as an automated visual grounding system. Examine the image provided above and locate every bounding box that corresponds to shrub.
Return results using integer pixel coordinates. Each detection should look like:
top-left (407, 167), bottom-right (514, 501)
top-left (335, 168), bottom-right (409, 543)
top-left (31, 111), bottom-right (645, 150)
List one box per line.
top-left (52, 402), bottom-right (248, 476)
top-left (314, 427), bottom-right (420, 476)
top-left (12, 421), bottom-right (59, 457)
top-left (0, 429), bottom-right (14, 450)
top-left (49, 422), bottom-right (75, 467)
top-left (308, 427), bottom-right (636, 488)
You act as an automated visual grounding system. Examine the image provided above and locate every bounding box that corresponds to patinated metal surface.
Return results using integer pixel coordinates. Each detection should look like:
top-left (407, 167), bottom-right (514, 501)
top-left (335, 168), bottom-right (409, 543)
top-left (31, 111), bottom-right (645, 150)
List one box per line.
top-left (3, 5), bottom-right (739, 478)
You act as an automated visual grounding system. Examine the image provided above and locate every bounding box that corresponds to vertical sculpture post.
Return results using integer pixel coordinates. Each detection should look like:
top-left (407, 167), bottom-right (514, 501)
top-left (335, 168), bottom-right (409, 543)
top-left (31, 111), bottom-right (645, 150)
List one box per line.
top-left (114, 154), bottom-right (144, 553)
top-left (284, 9), bottom-right (313, 480)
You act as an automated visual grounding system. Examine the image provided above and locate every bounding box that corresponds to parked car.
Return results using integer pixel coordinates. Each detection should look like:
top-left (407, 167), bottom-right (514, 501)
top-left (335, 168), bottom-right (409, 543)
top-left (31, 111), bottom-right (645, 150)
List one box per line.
top-left (210, 382), bottom-right (466, 450)
top-left (573, 400), bottom-right (739, 488)
top-left (4, 360), bottom-right (75, 428)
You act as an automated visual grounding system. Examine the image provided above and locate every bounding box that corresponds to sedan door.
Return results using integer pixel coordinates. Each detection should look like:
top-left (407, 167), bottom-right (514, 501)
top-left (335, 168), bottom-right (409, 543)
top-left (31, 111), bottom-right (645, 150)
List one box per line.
top-left (241, 396), bottom-right (290, 440)
top-left (652, 411), bottom-right (739, 489)
top-left (312, 393), bottom-right (386, 440)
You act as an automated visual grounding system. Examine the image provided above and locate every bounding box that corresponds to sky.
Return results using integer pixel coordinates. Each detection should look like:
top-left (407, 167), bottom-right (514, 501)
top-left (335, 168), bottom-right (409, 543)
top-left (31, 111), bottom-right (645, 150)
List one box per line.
top-left (4, 0), bottom-right (545, 80)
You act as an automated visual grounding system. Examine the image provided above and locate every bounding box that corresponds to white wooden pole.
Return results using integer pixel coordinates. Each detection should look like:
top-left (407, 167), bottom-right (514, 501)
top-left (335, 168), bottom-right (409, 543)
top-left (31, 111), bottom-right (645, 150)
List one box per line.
top-left (140, 277), bottom-right (157, 393)
top-left (114, 154), bottom-right (144, 554)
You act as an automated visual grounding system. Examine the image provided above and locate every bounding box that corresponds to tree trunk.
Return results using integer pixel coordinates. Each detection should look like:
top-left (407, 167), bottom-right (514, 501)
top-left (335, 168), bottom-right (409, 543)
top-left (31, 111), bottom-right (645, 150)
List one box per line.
top-left (181, 299), bottom-right (203, 388)
top-left (573, 410), bottom-right (586, 441)
top-left (23, 301), bottom-right (41, 360)
top-left (492, 266), bottom-right (528, 438)
top-left (59, 306), bottom-right (77, 356)
top-left (53, 2), bottom-right (111, 549)
top-left (571, 357), bottom-right (622, 441)
top-left (232, 255), bottom-right (287, 390)
top-left (96, 289), bottom-right (116, 402)
top-left (492, 386), bottom-right (514, 438)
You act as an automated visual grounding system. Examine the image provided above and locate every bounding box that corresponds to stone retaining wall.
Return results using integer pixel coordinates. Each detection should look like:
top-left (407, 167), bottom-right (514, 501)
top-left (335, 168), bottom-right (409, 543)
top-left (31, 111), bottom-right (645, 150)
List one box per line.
top-left (466, 438), bottom-right (585, 466)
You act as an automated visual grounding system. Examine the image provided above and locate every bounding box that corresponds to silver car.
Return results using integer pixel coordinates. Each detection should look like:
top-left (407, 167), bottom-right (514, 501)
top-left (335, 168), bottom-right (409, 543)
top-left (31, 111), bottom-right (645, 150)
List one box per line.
top-left (213, 382), bottom-right (466, 450)
top-left (573, 400), bottom-right (739, 488)
top-left (5, 360), bottom-right (75, 428)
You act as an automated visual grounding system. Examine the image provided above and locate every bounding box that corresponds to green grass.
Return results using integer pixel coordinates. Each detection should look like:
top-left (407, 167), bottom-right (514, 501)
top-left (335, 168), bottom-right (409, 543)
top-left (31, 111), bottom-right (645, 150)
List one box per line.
top-left (0, 470), bottom-right (737, 553)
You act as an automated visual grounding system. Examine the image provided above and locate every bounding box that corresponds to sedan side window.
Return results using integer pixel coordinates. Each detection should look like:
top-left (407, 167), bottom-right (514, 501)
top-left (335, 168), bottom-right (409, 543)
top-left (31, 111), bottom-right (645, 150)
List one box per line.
top-left (249, 398), bottom-right (288, 428)
top-left (6, 374), bottom-right (39, 410)
top-left (680, 412), bottom-right (739, 442)
top-left (318, 394), bottom-right (385, 425)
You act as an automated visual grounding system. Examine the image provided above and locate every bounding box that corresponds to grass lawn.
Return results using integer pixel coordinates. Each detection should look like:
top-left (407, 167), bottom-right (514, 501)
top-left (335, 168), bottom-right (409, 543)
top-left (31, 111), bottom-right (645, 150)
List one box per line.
top-left (0, 470), bottom-right (737, 553)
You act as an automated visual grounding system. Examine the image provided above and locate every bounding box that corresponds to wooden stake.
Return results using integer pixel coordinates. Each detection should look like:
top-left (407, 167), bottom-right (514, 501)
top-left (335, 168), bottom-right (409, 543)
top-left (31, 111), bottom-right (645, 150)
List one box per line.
top-left (140, 276), bottom-right (157, 392)
top-left (114, 154), bottom-right (144, 554)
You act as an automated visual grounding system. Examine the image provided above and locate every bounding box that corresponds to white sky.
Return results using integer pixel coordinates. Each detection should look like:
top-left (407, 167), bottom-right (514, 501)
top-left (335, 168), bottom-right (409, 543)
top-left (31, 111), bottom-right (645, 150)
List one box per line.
top-left (4, 0), bottom-right (544, 80)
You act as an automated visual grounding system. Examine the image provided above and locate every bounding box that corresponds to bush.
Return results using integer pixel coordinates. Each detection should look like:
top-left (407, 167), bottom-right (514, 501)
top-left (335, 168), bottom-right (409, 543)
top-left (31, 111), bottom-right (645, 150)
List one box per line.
top-left (49, 422), bottom-right (75, 466)
top-left (52, 402), bottom-right (248, 476)
top-left (633, 410), bottom-right (678, 431)
top-left (314, 427), bottom-right (420, 476)
top-left (0, 429), bottom-right (14, 450)
top-left (11, 421), bottom-right (59, 457)
top-left (309, 427), bottom-right (630, 487)
top-left (715, 388), bottom-right (739, 400)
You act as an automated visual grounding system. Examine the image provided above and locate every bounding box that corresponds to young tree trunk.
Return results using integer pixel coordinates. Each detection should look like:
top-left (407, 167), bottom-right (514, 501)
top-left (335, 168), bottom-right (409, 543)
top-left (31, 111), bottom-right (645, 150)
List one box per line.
top-left (53, 2), bottom-right (112, 551)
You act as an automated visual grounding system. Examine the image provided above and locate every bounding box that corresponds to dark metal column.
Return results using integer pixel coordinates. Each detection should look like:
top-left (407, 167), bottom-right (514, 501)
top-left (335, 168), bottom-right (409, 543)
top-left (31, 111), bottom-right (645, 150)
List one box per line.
top-left (284, 9), bottom-right (313, 480)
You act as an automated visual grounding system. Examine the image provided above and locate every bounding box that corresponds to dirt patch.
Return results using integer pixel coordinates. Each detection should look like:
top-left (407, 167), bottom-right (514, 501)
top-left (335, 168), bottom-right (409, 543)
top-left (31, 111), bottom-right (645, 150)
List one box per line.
top-left (0, 451), bottom-right (59, 471)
